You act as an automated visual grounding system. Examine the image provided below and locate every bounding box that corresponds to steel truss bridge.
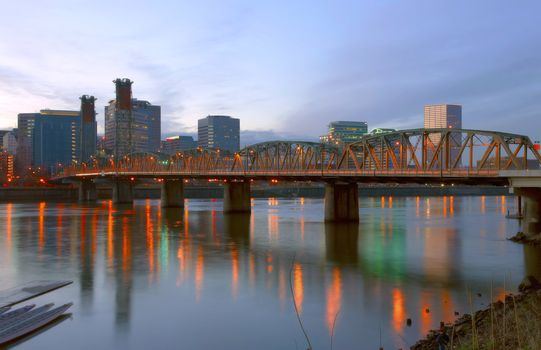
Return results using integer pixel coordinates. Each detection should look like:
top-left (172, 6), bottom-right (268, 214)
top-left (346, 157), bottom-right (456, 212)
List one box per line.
top-left (55, 128), bottom-right (541, 185)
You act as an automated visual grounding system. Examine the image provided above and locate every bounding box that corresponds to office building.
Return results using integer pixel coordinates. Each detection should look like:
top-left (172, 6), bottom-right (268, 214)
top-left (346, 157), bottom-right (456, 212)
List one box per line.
top-left (424, 104), bottom-right (462, 130)
top-left (2, 130), bottom-right (17, 155)
top-left (16, 113), bottom-right (38, 171)
top-left (32, 110), bottom-right (81, 170)
top-left (160, 136), bottom-right (197, 155)
top-left (424, 104), bottom-right (462, 165)
top-left (104, 79), bottom-right (161, 156)
top-left (0, 151), bottom-right (14, 182)
top-left (0, 130), bottom-right (9, 149)
top-left (80, 95), bottom-right (97, 162)
top-left (198, 115), bottom-right (240, 154)
top-left (320, 121), bottom-right (368, 146)
top-left (369, 128), bottom-right (397, 136)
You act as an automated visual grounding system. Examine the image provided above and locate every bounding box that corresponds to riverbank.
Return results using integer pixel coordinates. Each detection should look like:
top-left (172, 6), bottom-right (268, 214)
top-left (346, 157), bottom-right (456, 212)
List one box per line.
top-left (0, 185), bottom-right (510, 202)
top-left (509, 232), bottom-right (541, 246)
top-left (411, 277), bottom-right (541, 350)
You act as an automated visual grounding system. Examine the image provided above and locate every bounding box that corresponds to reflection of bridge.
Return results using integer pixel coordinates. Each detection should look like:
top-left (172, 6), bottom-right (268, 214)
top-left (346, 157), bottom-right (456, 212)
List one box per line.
top-left (54, 128), bottom-right (541, 225)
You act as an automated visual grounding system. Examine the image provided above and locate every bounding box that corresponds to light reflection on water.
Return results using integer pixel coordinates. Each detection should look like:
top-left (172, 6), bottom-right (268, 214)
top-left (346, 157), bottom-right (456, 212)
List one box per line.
top-left (0, 196), bottom-right (539, 349)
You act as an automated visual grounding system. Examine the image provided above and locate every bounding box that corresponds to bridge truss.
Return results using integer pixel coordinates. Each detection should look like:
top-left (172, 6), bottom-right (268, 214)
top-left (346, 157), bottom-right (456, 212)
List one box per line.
top-left (58, 129), bottom-right (541, 182)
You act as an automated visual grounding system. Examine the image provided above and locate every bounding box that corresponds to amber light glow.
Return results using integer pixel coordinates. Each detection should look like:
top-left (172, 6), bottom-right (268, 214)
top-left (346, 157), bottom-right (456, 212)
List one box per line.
top-left (38, 202), bottom-right (45, 253)
top-left (392, 288), bottom-right (406, 333)
top-left (326, 268), bottom-right (342, 332)
top-left (293, 263), bottom-right (304, 315)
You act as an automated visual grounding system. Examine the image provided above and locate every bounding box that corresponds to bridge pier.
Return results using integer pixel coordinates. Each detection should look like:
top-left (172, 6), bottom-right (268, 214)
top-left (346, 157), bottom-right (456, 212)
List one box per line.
top-left (514, 188), bottom-right (541, 236)
top-left (78, 180), bottom-right (97, 202)
top-left (223, 180), bottom-right (251, 213)
top-left (112, 179), bottom-right (134, 205)
top-left (324, 182), bottom-right (359, 222)
top-left (161, 179), bottom-right (184, 208)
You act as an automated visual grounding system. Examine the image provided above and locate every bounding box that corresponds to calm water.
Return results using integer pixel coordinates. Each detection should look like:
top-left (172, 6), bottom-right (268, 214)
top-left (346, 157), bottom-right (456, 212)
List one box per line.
top-left (1, 196), bottom-right (540, 349)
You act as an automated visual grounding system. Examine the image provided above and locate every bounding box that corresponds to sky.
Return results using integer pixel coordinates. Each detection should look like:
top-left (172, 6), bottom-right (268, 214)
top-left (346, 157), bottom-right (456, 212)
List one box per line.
top-left (0, 0), bottom-right (540, 144)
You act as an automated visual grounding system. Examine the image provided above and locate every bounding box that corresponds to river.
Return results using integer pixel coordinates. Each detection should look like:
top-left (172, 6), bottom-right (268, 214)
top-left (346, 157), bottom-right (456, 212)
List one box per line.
top-left (1, 196), bottom-right (540, 349)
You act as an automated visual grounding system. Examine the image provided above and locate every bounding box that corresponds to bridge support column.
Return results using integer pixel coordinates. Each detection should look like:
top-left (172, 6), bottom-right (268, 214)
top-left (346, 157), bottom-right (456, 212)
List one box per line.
top-left (324, 182), bottom-right (359, 222)
top-left (515, 188), bottom-right (541, 236)
top-left (112, 179), bottom-right (134, 205)
top-left (78, 180), bottom-right (97, 202)
top-left (161, 179), bottom-right (184, 208)
top-left (223, 180), bottom-right (251, 213)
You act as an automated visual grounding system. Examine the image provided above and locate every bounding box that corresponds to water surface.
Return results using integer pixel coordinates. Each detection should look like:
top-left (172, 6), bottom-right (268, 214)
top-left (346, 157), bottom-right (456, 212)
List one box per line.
top-left (1, 196), bottom-right (539, 349)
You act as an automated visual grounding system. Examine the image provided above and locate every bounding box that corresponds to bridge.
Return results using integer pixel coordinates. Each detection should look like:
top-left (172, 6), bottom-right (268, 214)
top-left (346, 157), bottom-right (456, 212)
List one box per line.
top-left (54, 128), bottom-right (541, 231)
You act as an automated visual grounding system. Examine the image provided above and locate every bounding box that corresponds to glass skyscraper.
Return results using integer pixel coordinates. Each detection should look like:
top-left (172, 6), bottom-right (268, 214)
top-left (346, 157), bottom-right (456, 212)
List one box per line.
top-left (32, 110), bottom-right (81, 171)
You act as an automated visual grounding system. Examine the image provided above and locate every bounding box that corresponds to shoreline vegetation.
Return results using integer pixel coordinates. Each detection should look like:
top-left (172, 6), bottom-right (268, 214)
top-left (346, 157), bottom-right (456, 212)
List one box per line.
top-left (410, 276), bottom-right (541, 350)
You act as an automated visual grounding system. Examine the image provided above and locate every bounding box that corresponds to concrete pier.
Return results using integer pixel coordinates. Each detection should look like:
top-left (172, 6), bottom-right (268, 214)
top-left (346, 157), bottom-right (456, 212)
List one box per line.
top-left (324, 182), bottom-right (359, 222)
top-left (515, 188), bottom-right (541, 236)
top-left (112, 179), bottom-right (134, 204)
top-left (223, 180), bottom-right (251, 213)
top-left (160, 179), bottom-right (184, 208)
top-left (78, 180), bottom-right (97, 202)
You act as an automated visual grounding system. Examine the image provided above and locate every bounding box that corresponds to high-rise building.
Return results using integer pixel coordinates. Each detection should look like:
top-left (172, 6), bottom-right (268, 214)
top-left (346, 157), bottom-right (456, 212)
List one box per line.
top-left (369, 128), bottom-right (397, 136)
top-left (104, 79), bottom-right (161, 156)
top-left (198, 115), bottom-right (240, 154)
top-left (0, 130), bottom-right (9, 149)
top-left (32, 110), bottom-right (81, 171)
top-left (80, 95), bottom-right (97, 162)
top-left (16, 113), bottom-right (38, 172)
top-left (320, 121), bottom-right (368, 146)
top-left (424, 104), bottom-right (462, 130)
top-left (2, 130), bottom-right (18, 155)
top-left (0, 151), bottom-right (14, 182)
top-left (160, 136), bottom-right (197, 155)
top-left (424, 104), bottom-right (463, 166)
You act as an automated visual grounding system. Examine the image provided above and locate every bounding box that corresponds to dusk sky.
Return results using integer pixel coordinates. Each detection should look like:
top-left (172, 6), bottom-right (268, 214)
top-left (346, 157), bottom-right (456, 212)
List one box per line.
top-left (0, 0), bottom-right (539, 144)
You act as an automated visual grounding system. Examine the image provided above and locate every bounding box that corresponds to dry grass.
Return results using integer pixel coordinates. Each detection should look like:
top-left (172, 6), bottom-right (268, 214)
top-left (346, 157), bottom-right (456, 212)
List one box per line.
top-left (454, 291), bottom-right (541, 350)
top-left (412, 290), bottom-right (541, 350)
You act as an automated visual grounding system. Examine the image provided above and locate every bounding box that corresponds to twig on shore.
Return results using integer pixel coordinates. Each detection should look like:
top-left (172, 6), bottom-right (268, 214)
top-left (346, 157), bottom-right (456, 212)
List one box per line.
top-left (467, 286), bottom-right (478, 350)
top-left (289, 254), bottom-right (312, 350)
top-left (490, 279), bottom-right (494, 350)
top-left (511, 293), bottom-right (521, 349)
top-left (503, 274), bottom-right (506, 349)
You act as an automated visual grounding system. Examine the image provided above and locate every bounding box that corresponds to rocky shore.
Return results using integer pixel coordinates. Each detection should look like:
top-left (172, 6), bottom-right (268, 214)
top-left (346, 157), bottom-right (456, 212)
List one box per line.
top-left (509, 232), bottom-right (541, 246)
top-left (411, 276), bottom-right (541, 350)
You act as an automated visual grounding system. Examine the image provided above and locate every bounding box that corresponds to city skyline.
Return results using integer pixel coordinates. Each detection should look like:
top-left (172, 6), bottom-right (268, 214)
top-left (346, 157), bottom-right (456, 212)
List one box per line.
top-left (0, 1), bottom-right (539, 145)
